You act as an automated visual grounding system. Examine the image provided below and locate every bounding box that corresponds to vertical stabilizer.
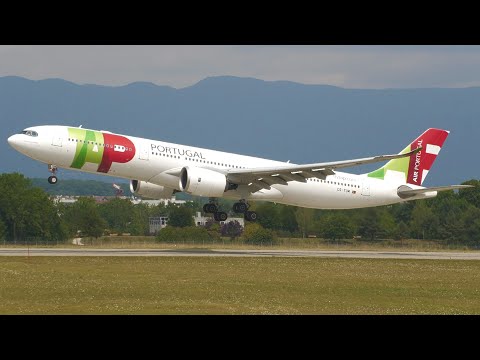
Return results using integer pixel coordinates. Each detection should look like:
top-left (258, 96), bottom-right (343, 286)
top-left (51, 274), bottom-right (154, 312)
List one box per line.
top-left (367, 128), bottom-right (450, 185)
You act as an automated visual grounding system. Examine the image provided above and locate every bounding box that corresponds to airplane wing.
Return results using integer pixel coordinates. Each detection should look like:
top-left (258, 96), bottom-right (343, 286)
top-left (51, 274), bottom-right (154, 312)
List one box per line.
top-left (227, 147), bottom-right (422, 192)
top-left (397, 185), bottom-right (474, 198)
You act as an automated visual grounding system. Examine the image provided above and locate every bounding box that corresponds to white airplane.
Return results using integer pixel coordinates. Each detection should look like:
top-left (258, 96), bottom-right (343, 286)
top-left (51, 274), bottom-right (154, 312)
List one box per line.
top-left (7, 126), bottom-right (472, 221)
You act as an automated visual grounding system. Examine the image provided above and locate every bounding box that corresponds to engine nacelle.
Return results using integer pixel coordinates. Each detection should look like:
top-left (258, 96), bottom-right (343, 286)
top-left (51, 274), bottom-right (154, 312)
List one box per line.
top-left (179, 166), bottom-right (227, 197)
top-left (130, 180), bottom-right (174, 199)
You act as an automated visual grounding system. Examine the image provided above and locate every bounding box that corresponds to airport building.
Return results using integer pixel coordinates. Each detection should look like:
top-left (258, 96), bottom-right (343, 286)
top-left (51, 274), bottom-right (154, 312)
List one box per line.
top-left (53, 195), bottom-right (186, 206)
top-left (149, 216), bottom-right (169, 234)
top-left (149, 212), bottom-right (245, 235)
top-left (193, 212), bottom-right (245, 228)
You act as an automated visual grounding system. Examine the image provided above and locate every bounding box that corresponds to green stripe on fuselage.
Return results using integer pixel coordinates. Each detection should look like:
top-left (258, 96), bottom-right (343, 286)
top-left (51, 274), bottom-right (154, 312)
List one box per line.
top-left (69, 128), bottom-right (104, 169)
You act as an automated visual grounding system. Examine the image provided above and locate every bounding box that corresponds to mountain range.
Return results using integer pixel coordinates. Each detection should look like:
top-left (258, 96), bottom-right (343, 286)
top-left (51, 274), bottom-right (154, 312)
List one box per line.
top-left (1, 75), bottom-right (479, 187)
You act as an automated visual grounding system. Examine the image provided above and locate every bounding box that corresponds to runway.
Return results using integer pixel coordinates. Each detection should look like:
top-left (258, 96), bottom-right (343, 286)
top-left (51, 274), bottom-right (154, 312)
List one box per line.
top-left (1, 248), bottom-right (480, 260)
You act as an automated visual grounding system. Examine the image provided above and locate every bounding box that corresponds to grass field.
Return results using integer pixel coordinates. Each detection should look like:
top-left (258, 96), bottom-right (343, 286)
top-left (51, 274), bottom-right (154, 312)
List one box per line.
top-left (1, 256), bottom-right (480, 314)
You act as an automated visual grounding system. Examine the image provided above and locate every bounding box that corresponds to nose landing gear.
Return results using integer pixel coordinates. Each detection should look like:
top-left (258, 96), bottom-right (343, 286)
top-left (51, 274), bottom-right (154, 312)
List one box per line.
top-left (47, 164), bottom-right (58, 184)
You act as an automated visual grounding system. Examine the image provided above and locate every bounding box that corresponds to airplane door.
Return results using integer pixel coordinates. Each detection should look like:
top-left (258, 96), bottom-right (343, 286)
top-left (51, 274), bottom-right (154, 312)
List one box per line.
top-left (52, 136), bottom-right (62, 147)
top-left (139, 143), bottom-right (149, 160)
top-left (361, 182), bottom-right (370, 196)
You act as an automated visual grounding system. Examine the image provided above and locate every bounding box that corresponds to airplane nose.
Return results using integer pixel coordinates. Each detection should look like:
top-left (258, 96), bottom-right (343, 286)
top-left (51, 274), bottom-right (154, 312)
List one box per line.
top-left (7, 134), bottom-right (25, 152)
top-left (8, 134), bottom-right (20, 150)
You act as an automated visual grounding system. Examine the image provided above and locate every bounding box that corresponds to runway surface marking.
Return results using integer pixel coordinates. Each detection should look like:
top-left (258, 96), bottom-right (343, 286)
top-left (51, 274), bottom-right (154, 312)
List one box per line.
top-left (1, 248), bottom-right (479, 260)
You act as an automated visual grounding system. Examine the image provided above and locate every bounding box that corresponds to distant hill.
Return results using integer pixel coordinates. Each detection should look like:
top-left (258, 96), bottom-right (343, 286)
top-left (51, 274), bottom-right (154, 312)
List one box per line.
top-left (2, 75), bottom-right (480, 186)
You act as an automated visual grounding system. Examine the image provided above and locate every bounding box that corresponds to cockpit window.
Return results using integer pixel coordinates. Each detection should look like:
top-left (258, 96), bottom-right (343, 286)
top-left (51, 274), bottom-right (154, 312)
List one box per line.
top-left (21, 130), bottom-right (38, 137)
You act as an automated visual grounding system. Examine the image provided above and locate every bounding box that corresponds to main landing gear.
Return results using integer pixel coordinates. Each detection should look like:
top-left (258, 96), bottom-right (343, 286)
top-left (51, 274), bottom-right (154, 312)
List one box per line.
top-left (203, 201), bottom-right (228, 221)
top-left (47, 164), bottom-right (58, 185)
top-left (204, 199), bottom-right (257, 222)
top-left (233, 200), bottom-right (257, 222)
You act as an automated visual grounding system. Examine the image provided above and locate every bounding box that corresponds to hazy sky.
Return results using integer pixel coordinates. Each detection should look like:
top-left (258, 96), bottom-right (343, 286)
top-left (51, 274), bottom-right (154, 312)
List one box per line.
top-left (1, 45), bottom-right (480, 89)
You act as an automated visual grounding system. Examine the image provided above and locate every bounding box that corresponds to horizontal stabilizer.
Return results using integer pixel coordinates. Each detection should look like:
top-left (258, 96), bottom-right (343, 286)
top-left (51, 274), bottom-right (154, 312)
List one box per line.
top-left (397, 184), bottom-right (474, 199)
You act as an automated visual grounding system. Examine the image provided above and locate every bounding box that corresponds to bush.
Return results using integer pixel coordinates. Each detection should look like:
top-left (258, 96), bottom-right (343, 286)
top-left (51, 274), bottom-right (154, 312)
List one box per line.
top-left (156, 226), bottom-right (218, 243)
top-left (242, 223), bottom-right (276, 245)
top-left (221, 220), bottom-right (243, 239)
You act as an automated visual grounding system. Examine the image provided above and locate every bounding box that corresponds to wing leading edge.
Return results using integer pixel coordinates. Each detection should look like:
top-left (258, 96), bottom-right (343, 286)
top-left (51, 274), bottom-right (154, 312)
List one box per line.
top-left (227, 147), bottom-right (422, 192)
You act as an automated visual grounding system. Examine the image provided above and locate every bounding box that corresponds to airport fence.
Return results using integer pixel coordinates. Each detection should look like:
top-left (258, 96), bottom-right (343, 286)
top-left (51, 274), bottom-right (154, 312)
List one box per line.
top-left (2, 236), bottom-right (480, 251)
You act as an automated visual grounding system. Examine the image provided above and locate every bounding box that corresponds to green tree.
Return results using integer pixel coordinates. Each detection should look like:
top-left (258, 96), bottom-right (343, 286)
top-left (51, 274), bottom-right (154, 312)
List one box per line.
top-left (357, 208), bottom-right (381, 240)
top-left (458, 179), bottom-right (480, 208)
top-left (0, 173), bottom-right (68, 241)
top-left (393, 221), bottom-right (409, 240)
top-left (0, 218), bottom-right (6, 240)
top-left (295, 207), bottom-right (315, 238)
top-left (151, 202), bottom-right (168, 217)
top-left (430, 191), bottom-right (470, 241)
top-left (378, 207), bottom-right (397, 239)
top-left (63, 197), bottom-right (106, 238)
top-left (0, 173), bottom-right (34, 240)
top-left (98, 198), bottom-right (134, 233)
top-left (128, 203), bottom-right (151, 235)
top-left (256, 202), bottom-right (280, 230)
top-left (167, 205), bottom-right (194, 227)
top-left (389, 202), bottom-right (414, 225)
top-left (277, 205), bottom-right (298, 234)
top-left (456, 205), bottom-right (480, 244)
top-left (438, 211), bottom-right (465, 242)
top-left (183, 198), bottom-right (203, 213)
top-left (319, 214), bottom-right (354, 240)
top-left (26, 187), bottom-right (69, 241)
top-left (410, 201), bottom-right (439, 240)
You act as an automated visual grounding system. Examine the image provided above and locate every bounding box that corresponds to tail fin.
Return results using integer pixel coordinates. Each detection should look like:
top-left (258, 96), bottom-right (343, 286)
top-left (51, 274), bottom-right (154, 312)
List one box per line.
top-left (367, 128), bottom-right (450, 185)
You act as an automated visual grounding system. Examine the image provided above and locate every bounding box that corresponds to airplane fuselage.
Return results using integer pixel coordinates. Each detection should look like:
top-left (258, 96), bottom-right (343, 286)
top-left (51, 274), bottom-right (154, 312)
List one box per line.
top-left (8, 125), bottom-right (433, 210)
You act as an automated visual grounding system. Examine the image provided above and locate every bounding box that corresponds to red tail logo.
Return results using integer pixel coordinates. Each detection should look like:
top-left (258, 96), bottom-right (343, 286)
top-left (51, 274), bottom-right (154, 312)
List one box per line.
top-left (406, 128), bottom-right (449, 185)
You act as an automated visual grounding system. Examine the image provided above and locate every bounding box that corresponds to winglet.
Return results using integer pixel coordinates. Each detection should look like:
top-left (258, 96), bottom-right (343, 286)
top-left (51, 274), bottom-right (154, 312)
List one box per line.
top-left (373, 146), bottom-right (422, 162)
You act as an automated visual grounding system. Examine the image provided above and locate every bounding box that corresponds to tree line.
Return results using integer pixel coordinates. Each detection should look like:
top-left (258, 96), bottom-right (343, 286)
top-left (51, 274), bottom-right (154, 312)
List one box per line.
top-left (0, 173), bottom-right (479, 245)
top-left (251, 179), bottom-right (480, 245)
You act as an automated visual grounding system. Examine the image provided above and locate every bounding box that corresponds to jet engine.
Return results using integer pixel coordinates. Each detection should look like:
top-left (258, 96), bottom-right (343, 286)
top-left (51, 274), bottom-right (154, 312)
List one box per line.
top-left (179, 166), bottom-right (228, 197)
top-left (130, 180), bottom-right (174, 199)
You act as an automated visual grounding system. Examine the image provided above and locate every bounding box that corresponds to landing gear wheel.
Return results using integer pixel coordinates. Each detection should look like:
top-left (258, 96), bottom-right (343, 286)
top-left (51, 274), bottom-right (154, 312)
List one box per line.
top-left (233, 202), bottom-right (248, 213)
top-left (214, 212), bottom-right (228, 222)
top-left (48, 176), bottom-right (58, 185)
top-left (47, 164), bottom-right (58, 184)
top-left (245, 211), bottom-right (257, 222)
top-left (204, 203), bottom-right (218, 213)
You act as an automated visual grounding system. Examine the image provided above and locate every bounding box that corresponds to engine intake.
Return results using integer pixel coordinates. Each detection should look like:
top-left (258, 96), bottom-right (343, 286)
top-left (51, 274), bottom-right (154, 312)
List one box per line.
top-left (130, 180), bottom-right (174, 199)
top-left (179, 167), bottom-right (227, 197)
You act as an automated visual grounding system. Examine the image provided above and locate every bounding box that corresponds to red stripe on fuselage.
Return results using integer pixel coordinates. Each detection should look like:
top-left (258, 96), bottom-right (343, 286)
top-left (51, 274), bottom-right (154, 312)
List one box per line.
top-left (97, 133), bottom-right (136, 173)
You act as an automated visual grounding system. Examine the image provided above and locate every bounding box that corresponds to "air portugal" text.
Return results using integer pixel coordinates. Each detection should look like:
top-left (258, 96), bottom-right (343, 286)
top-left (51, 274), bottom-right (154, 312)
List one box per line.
top-left (412, 139), bottom-right (423, 183)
